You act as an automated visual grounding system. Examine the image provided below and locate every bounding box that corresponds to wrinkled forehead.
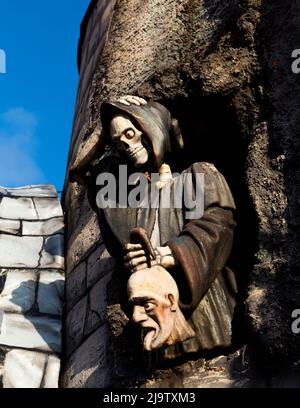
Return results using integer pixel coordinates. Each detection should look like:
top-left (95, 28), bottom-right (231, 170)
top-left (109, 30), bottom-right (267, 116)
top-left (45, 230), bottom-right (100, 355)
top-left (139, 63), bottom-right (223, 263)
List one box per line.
top-left (128, 268), bottom-right (179, 300)
top-left (109, 114), bottom-right (138, 138)
top-left (129, 291), bottom-right (168, 305)
top-left (128, 280), bottom-right (171, 302)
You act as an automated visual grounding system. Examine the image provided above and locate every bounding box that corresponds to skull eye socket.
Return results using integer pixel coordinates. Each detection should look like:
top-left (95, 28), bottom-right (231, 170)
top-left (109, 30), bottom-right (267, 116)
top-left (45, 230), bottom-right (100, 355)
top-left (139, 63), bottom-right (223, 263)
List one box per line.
top-left (124, 129), bottom-right (135, 139)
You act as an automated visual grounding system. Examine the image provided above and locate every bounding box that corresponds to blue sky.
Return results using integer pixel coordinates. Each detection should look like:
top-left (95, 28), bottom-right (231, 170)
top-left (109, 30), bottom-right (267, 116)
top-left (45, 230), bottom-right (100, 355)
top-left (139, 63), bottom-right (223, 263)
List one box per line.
top-left (0, 1), bottom-right (90, 191)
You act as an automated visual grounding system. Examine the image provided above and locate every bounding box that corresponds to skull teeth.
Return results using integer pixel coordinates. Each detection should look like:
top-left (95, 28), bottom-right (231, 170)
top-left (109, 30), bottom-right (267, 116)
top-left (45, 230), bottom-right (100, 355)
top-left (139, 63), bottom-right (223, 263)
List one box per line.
top-left (128, 145), bottom-right (144, 157)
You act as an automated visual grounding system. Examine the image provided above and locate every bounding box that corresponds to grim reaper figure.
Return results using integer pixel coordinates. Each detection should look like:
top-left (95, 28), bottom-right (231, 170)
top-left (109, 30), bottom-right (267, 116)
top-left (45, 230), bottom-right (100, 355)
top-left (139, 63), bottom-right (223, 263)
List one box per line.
top-left (69, 95), bottom-right (238, 359)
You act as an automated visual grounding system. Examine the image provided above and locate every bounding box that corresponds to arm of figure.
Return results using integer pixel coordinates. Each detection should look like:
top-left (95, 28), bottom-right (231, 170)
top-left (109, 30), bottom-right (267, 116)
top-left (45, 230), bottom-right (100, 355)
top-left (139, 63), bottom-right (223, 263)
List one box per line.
top-left (164, 162), bottom-right (237, 313)
top-left (123, 243), bottom-right (177, 273)
top-left (69, 126), bottom-right (103, 184)
top-left (69, 95), bottom-right (147, 184)
top-left (167, 206), bottom-right (235, 312)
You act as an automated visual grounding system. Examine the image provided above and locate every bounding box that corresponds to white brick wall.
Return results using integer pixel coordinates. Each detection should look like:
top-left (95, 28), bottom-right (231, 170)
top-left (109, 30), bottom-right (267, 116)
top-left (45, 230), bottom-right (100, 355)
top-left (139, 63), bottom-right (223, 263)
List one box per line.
top-left (0, 184), bottom-right (65, 388)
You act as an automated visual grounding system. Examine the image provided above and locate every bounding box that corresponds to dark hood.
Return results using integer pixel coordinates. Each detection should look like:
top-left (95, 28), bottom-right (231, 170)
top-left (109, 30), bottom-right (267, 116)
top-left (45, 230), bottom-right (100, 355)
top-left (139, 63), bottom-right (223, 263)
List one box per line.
top-left (100, 100), bottom-right (183, 169)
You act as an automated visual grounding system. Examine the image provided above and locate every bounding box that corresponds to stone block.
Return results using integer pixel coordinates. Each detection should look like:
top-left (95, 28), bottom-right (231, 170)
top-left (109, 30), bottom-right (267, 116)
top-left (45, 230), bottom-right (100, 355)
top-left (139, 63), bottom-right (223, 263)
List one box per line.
top-left (0, 235), bottom-right (43, 268)
top-left (66, 209), bottom-right (101, 273)
top-left (66, 262), bottom-right (86, 311)
top-left (0, 313), bottom-right (61, 353)
top-left (65, 296), bottom-right (87, 357)
top-left (33, 198), bottom-right (63, 219)
top-left (0, 270), bottom-right (38, 313)
top-left (0, 197), bottom-right (37, 220)
top-left (38, 271), bottom-right (65, 316)
top-left (0, 219), bottom-right (21, 235)
top-left (3, 349), bottom-right (48, 388)
top-left (4, 185), bottom-right (57, 198)
top-left (42, 354), bottom-right (60, 388)
top-left (87, 245), bottom-right (115, 289)
top-left (40, 234), bottom-right (64, 269)
top-left (62, 324), bottom-right (110, 388)
top-left (22, 217), bottom-right (64, 236)
top-left (85, 271), bottom-right (113, 337)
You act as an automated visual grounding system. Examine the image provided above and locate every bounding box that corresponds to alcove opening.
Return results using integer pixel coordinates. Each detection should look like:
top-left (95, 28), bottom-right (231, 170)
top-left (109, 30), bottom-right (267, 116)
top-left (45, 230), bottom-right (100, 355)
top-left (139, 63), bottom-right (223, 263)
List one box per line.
top-left (165, 95), bottom-right (258, 347)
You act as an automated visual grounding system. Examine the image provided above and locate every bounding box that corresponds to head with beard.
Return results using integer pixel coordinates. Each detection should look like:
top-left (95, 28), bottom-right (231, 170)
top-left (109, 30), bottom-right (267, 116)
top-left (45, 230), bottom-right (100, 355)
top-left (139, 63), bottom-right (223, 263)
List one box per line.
top-left (127, 265), bottom-right (195, 351)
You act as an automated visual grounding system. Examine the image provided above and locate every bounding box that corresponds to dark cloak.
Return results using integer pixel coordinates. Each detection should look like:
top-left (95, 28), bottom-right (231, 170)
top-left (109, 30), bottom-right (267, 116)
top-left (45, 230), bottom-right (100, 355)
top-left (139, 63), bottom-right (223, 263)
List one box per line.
top-left (87, 100), bottom-right (238, 356)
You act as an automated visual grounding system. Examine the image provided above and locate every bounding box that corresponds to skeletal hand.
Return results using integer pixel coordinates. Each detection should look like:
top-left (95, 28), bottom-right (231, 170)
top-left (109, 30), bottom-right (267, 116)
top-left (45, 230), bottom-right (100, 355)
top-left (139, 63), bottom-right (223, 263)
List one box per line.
top-left (117, 95), bottom-right (147, 106)
top-left (123, 243), bottom-right (177, 273)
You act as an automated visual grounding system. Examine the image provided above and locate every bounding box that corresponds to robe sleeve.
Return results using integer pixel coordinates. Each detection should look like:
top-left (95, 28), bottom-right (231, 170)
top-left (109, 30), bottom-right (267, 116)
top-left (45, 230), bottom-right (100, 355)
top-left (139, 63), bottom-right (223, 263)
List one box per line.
top-left (167, 162), bottom-right (236, 313)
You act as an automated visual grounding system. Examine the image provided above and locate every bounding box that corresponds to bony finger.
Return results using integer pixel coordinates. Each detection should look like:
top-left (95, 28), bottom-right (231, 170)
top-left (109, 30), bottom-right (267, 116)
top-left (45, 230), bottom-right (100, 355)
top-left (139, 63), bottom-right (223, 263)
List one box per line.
top-left (127, 97), bottom-right (140, 106)
top-left (127, 243), bottom-right (143, 249)
top-left (118, 98), bottom-right (130, 106)
top-left (137, 97), bottom-right (147, 105)
top-left (124, 253), bottom-right (133, 262)
top-left (127, 244), bottom-right (143, 251)
top-left (120, 95), bottom-right (136, 103)
top-left (130, 256), bottom-right (148, 267)
top-left (123, 243), bottom-right (142, 252)
top-left (125, 260), bottom-right (135, 270)
top-left (150, 259), bottom-right (159, 267)
top-left (125, 261), bottom-right (139, 271)
top-left (135, 263), bottom-right (148, 271)
top-left (124, 253), bottom-right (132, 262)
top-left (125, 250), bottom-right (146, 260)
top-left (127, 95), bottom-right (140, 103)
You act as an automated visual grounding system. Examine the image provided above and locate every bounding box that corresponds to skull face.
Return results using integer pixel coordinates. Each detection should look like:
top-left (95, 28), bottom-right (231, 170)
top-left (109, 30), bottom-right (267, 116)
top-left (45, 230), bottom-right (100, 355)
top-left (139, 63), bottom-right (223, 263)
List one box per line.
top-left (110, 114), bottom-right (149, 168)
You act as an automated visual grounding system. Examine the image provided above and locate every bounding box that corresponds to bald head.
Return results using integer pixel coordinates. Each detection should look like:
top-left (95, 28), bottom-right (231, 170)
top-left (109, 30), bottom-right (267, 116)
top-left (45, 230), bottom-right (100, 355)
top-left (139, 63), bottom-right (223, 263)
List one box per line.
top-left (127, 265), bottom-right (179, 302)
top-left (127, 265), bottom-right (195, 351)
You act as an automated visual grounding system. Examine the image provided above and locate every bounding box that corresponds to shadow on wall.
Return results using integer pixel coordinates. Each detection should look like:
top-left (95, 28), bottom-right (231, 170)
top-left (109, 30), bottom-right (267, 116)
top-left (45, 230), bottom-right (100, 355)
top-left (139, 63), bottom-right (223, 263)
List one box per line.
top-left (44, 234), bottom-right (65, 259)
top-left (165, 95), bottom-right (258, 345)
